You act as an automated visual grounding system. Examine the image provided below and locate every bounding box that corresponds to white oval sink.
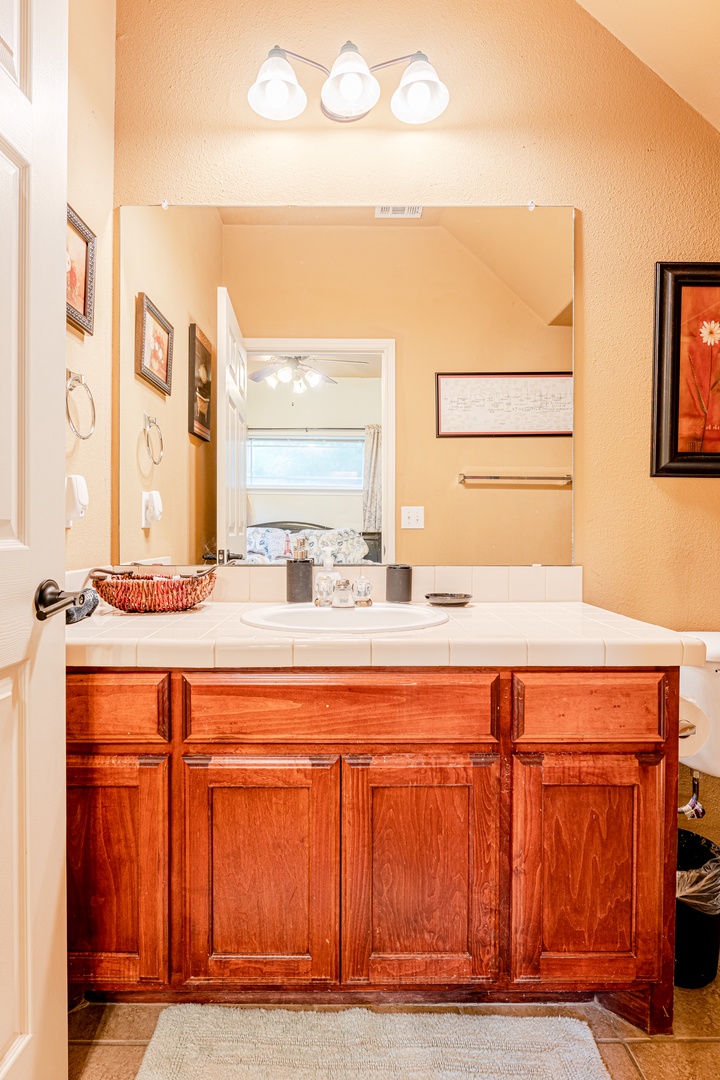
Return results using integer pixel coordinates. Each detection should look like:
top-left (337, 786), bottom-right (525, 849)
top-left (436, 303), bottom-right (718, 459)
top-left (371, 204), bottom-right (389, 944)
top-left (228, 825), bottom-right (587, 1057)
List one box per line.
top-left (241, 602), bottom-right (449, 635)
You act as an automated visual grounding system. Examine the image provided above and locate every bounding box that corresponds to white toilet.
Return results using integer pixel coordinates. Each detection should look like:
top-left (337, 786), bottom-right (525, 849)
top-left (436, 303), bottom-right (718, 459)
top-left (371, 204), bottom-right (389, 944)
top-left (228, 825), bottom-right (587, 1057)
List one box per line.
top-left (680, 632), bottom-right (720, 778)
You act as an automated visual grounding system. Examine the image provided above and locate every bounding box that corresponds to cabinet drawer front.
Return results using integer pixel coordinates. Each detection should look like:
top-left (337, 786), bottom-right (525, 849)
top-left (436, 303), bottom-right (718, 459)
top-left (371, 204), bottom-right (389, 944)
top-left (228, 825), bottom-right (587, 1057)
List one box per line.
top-left (183, 672), bottom-right (499, 743)
top-left (67, 673), bottom-right (170, 742)
top-left (513, 672), bottom-right (665, 744)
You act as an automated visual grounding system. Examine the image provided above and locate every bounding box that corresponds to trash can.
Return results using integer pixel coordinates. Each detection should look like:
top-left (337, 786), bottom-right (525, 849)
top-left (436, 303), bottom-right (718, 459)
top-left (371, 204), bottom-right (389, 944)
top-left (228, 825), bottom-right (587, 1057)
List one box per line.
top-left (675, 829), bottom-right (720, 988)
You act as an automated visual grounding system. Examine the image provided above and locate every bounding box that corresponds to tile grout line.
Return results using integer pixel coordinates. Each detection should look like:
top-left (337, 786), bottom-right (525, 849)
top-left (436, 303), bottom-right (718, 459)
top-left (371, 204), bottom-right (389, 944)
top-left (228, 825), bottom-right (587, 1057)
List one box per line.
top-left (623, 1041), bottom-right (649, 1080)
top-left (69, 1039), bottom-right (150, 1046)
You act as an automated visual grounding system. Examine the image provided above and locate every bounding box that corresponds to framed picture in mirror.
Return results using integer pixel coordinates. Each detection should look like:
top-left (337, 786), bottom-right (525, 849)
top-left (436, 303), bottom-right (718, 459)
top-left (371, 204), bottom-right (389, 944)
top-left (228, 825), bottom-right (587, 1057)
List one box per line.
top-left (66, 205), bottom-right (96, 334)
top-left (188, 323), bottom-right (212, 441)
top-left (652, 262), bottom-right (720, 476)
top-left (135, 292), bottom-right (173, 394)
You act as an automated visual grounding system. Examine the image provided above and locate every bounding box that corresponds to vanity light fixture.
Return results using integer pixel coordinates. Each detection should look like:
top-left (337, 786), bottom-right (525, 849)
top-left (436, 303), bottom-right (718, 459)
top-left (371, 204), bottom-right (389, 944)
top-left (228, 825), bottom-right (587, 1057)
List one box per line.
top-left (248, 41), bottom-right (449, 124)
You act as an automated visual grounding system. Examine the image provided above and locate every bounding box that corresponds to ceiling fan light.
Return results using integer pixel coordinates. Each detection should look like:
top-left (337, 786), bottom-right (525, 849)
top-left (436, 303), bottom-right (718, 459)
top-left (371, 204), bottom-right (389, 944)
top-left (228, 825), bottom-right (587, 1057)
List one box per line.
top-left (390, 54), bottom-right (449, 124)
top-left (276, 364), bottom-right (294, 384)
top-left (248, 49), bottom-right (307, 121)
top-left (304, 368), bottom-right (322, 388)
top-left (321, 42), bottom-right (380, 120)
top-left (265, 372), bottom-right (279, 389)
top-left (293, 375), bottom-right (308, 394)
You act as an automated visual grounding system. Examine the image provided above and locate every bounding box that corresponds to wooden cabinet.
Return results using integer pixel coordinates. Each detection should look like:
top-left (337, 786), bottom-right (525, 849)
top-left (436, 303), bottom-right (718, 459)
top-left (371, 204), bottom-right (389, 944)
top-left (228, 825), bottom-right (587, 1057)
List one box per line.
top-left (66, 753), bottom-right (169, 987)
top-left (511, 751), bottom-right (665, 986)
top-left (183, 753), bottom-right (340, 985)
top-left (342, 753), bottom-right (501, 985)
top-left (65, 666), bottom-right (678, 1034)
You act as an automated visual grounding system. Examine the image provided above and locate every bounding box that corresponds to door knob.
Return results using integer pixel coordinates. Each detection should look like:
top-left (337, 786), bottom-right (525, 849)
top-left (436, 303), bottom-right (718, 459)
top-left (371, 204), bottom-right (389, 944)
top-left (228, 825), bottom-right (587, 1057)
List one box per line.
top-left (34, 579), bottom-right (86, 621)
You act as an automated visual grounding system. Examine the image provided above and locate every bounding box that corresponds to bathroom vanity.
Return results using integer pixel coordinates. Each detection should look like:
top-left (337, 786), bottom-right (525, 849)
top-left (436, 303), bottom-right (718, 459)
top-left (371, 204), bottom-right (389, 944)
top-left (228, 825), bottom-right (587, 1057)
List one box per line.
top-left (65, 600), bottom-right (703, 1034)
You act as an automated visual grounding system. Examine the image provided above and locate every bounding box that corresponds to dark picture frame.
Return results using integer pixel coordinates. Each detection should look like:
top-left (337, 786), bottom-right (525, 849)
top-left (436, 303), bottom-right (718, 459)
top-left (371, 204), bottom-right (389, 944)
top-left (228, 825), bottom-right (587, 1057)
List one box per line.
top-left (66, 205), bottom-right (96, 334)
top-left (135, 293), bottom-right (174, 395)
top-left (652, 262), bottom-right (720, 476)
top-left (188, 323), bottom-right (212, 441)
top-left (436, 371), bottom-right (573, 437)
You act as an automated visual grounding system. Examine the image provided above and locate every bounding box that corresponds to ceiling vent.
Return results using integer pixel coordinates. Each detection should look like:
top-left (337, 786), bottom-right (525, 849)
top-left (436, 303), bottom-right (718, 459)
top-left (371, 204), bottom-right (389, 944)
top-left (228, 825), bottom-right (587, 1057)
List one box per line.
top-left (375, 205), bottom-right (423, 218)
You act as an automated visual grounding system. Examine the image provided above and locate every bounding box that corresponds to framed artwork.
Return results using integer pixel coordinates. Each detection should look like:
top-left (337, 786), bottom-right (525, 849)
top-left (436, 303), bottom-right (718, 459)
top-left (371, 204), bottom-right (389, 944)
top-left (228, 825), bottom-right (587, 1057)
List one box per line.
top-left (188, 323), bottom-right (212, 441)
top-left (66, 205), bottom-right (96, 334)
top-left (436, 372), bottom-right (573, 437)
top-left (652, 262), bottom-right (720, 475)
top-left (135, 293), bottom-right (174, 395)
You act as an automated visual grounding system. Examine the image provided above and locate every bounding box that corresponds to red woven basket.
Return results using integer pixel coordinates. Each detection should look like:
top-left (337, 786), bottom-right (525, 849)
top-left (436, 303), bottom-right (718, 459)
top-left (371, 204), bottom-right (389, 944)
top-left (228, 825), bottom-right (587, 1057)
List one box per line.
top-left (90, 570), bottom-right (216, 613)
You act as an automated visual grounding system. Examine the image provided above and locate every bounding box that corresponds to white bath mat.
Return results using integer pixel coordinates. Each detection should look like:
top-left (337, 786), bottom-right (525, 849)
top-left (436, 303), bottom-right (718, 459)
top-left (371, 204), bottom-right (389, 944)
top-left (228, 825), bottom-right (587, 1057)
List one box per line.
top-left (135, 1005), bottom-right (611, 1079)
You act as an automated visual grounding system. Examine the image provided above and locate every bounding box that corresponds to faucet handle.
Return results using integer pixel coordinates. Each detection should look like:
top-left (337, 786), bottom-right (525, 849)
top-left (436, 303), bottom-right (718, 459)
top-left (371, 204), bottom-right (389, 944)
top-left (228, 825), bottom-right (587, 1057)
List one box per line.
top-left (352, 575), bottom-right (373, 606)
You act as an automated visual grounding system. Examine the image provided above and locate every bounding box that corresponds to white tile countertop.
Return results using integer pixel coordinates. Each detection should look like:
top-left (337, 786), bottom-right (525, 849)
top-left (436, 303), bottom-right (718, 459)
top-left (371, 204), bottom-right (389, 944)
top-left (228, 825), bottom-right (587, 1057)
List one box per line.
top-left (65, 601), bottom-right (707, 669)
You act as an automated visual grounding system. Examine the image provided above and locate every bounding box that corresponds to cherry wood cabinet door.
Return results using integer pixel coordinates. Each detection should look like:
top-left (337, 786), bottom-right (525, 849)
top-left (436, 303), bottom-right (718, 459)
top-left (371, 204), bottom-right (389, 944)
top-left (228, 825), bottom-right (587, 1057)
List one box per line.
top-left (512, 752), bottom-right (665, 986)
top-left (184, 754), bottom-right (340, 986)
top-left (66, 754), bottom-right (169, 987)
top-left (342, 753), bottom-right (501, 986)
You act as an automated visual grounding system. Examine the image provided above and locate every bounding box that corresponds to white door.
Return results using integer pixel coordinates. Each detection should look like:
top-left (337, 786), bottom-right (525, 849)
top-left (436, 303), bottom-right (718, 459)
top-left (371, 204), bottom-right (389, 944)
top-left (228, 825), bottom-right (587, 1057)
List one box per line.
top-left (0, 1), bottom-right (69, 1078)
top-left (216, 288), bottom-right (248, 562)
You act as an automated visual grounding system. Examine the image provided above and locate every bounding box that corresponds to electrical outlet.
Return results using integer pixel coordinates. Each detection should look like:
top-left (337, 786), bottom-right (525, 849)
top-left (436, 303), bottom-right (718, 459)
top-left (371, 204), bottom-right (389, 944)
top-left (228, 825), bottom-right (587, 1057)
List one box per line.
top-left (401, 506), bottom-right (424, 529)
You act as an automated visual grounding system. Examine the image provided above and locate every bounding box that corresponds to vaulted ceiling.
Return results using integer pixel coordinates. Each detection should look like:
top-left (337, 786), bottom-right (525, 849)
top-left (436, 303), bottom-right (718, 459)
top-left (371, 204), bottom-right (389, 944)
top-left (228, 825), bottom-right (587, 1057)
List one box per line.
top-left (575, 1), bottom-right (720, 133)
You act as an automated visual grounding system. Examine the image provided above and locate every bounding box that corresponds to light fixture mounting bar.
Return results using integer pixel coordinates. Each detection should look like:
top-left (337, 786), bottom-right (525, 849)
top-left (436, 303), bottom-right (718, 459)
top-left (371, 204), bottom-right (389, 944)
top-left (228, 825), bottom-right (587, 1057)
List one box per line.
top-left (369, 53), bottom-right (424, 73)
top-left (275, 48), bottom-right (330, 76)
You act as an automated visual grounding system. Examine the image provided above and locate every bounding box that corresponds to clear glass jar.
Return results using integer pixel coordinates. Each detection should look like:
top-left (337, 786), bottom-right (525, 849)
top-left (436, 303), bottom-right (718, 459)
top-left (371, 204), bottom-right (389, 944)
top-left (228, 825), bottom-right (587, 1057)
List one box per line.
top-left (331, 579), bottom-right (354, 608)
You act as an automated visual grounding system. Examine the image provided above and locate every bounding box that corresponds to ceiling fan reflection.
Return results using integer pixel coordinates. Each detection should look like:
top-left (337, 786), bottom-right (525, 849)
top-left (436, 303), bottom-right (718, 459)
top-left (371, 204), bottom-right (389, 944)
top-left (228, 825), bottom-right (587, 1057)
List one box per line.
top-left (248, 355), bottom-right (369, 394)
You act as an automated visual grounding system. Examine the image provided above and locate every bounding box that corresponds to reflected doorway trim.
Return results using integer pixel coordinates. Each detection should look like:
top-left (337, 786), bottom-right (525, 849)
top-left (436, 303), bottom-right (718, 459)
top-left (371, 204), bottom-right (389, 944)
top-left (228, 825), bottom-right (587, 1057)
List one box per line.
top-left (244, 338), bottom-right (396, 564)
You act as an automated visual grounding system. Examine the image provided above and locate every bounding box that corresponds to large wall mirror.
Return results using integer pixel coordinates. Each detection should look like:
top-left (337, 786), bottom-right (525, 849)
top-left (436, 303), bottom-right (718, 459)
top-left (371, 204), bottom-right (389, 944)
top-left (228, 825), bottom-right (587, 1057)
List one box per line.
top-left (117, 205), bottom-right (574, 566)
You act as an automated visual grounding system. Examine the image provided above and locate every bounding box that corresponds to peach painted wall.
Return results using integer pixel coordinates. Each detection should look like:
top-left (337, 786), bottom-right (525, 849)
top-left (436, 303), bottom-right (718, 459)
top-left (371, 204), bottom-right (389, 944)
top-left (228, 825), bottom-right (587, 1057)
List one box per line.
top-left (223, 223), bottom-right (573, 564)
top-left (112, 0), bottom-right (720, 628)
top-left (117, 205), bottom-right (222, 563)
top-left (65, 0), bottom-right (115, 570)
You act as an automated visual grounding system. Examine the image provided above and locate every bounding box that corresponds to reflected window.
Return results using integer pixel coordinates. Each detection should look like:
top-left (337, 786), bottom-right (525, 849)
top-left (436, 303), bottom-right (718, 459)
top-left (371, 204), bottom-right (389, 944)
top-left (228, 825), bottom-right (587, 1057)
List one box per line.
top-left (247, 432), bottom-right (364, 490)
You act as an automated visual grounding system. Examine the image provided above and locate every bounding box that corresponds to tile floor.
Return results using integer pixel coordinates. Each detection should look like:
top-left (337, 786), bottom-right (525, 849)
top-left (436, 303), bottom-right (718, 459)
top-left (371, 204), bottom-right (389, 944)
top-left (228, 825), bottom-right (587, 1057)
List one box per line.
top-left (68, 979), bottom-right (720, 1079)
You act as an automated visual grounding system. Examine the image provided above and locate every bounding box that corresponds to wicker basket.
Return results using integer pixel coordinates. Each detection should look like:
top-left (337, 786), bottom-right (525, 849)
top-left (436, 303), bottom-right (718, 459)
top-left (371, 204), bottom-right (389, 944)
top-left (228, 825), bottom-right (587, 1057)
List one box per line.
top-left (90, 570), bottom-right (216, 613)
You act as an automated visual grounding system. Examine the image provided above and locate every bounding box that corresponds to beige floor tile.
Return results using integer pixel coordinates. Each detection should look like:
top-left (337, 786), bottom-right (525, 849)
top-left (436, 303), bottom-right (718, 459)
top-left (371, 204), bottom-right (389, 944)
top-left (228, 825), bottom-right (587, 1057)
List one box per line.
top-left (68, 1003), bottom-right (166, 1043)
top-left (68, 1043), bottom-right (147, 1080)
top-left (631, 1040), bottom-right (720, 1079)
top-left (671, 981), bottom-right (720, 1038)
top-left (598, 1042), bottom-right (644, 1079)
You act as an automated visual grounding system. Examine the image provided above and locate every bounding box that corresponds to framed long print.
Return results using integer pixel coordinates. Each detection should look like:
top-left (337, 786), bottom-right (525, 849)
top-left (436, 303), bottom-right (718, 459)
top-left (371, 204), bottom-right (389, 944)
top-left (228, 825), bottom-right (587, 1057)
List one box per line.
top-left (66, 205), bottom-right (96, 334)
top-left (652, 262), bottom-right (720, 476)
top-left (436, 372), bottom-right (573, 437)
top-left (188, 323), bottom-right (212, 441)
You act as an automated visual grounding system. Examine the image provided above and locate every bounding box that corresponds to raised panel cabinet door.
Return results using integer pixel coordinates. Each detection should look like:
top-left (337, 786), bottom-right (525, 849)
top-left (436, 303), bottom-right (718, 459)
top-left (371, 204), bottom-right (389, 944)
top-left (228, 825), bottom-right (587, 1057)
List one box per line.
top-left (67, 754), bottom-right (169, 988)
top-left (512, 753), bottom-right (665, 986)
top-left (342, 753), bottom-right (501, 986)
top-left (184, 754), bottom-right (340, 986)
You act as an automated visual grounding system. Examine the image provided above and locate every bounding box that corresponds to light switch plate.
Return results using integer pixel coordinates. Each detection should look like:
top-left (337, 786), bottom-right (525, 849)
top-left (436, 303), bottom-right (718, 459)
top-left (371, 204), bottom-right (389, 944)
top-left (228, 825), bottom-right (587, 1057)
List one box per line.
top-left (401, 506), bottom-right (424, 529)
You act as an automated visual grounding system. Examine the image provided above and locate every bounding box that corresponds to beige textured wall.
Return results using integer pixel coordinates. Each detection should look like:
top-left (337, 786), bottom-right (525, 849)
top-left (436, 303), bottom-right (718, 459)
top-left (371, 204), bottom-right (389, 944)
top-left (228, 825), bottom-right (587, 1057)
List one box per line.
top-left (118, 206), bottom-right (222, 563)
top-left (65, 0), bottom-right (115, 570)
top-left (224, 224), bottom-right (572, 565)
top-left (114, 0), bottom-right (720, 627)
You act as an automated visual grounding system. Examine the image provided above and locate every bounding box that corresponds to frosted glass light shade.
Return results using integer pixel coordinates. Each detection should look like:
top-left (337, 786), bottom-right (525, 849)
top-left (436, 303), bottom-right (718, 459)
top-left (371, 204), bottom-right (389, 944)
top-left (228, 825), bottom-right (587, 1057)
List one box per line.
top-left (248, 50), bottom-right (307, 120)
top-left (304, 369), bottom-right (322, 388)
top-left (265, 373), bottom-right (279, 389)
top-left (277, 365), bottom-right (293, 383)
top-left (391, 55), bottom-right (449, 124)
top-left (321, 42), bottom-right (380, 120)
top-left (293, 375), bottom-right (308, 394)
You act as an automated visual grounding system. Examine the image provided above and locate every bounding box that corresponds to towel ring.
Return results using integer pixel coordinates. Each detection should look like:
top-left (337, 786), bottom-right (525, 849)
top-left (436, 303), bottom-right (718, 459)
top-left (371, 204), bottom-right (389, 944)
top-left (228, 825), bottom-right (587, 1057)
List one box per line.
top-left (144, 414), bottom-right (163, 465)
top-left (65, 370), bottom-right (96, 440)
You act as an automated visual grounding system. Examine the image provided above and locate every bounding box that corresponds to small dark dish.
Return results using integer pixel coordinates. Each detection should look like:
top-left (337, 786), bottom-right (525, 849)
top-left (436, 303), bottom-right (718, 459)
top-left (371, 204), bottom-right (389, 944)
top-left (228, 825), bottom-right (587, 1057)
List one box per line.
top-left (425, 592), bottom-right (472, 606)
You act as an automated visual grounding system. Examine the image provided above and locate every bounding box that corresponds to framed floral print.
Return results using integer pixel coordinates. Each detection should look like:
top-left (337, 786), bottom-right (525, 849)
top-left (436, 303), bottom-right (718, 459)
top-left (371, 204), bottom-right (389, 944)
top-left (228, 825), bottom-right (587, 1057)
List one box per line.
top-left (188, 323), bottom-right (212, 441)
top-left (66, 205), bottom-right (96, 334)
top-left (135, 293), bottom-right (174, 395)
top-left (652, 262), bottom-right (720, 475)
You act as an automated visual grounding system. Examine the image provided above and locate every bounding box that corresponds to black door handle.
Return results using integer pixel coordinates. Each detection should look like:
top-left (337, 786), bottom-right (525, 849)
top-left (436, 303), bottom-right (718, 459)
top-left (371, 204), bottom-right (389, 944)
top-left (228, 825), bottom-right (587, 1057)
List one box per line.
top-left (34, 579), bottom-right (86, 621)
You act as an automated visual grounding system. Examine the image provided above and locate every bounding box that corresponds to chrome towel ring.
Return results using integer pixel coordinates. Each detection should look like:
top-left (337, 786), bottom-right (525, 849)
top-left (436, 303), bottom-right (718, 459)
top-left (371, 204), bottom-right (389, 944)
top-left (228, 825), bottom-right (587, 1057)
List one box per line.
top-left (66, 370), bottom-right (96, 440)
top-left (144, 414), bottom-right (164, 465)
